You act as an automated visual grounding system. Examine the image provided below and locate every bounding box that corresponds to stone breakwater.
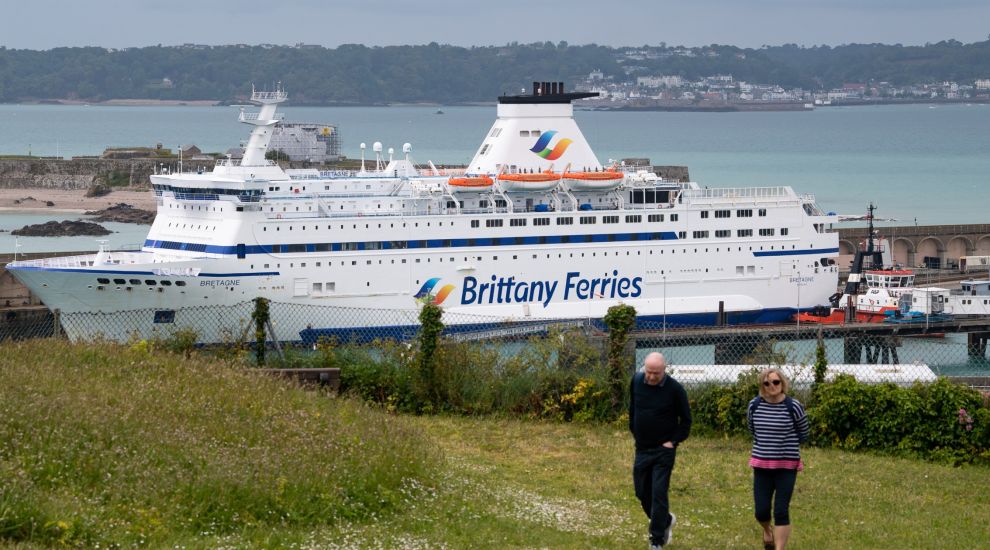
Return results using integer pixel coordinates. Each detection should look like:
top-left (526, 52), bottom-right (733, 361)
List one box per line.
top-left (0, 159), bottom-right (213, 191)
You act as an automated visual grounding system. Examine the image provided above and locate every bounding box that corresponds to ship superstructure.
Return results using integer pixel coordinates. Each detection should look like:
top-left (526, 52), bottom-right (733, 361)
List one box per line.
top-left (7, 82), bottom-right (840, 341)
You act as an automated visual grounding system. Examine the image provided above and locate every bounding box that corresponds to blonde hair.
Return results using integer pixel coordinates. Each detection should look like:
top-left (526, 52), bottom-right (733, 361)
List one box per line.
top-left (758, 367), bottom-right (790, 399)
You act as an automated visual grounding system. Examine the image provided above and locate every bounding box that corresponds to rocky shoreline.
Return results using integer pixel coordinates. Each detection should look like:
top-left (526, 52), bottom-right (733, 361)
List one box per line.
top-left (85, 203), bottom-right (156, 224)
top-left (11, 220), bottom-right (111, 237)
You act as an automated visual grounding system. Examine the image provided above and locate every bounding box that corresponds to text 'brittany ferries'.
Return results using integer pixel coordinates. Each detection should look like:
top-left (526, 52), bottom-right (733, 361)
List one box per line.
top-left (461, 271), bottom-right (643, 307)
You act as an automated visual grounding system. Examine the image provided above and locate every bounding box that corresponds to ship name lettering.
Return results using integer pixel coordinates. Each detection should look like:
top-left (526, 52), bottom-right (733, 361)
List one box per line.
top-left (200, 279), bottom-right (241, 287)
top-left (459, 271), bottom-right (642, 307)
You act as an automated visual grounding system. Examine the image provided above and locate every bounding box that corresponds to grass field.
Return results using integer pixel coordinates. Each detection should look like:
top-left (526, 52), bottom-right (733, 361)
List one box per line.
top-left (315, 416), bottom-right (990, 549)
top-left (1, 341), bottom-right (988, 548)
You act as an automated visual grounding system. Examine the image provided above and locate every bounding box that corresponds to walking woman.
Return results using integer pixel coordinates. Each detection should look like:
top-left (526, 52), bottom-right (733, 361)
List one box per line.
top-left (747, 368), bottom-right (810, 550)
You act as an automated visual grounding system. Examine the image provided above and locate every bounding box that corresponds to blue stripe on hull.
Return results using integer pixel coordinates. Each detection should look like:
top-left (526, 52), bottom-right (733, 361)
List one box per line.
top-left (299, 308), bottom-right (800, 344)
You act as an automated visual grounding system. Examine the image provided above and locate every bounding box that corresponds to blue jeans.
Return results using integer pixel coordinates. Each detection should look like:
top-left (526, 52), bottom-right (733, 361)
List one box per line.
top-left (633, 446), bottom-right (676, 544)
top-left (753, 467), bottom-right (798, 526)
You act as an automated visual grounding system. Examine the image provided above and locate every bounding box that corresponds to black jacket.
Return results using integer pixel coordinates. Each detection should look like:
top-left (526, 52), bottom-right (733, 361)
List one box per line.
top-left (629, 372), bottom-right (692, 450)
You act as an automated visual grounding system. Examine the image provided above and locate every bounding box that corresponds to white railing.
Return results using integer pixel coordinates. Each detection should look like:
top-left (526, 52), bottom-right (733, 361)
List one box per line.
top-left (8, 251), bottom-right (154, 269)
top-left (680, 186), bottom-right (795, 201)
top-left (215, 158), bottom-right (277, 167)
top-left (251, 90), bottom-right (288, 102)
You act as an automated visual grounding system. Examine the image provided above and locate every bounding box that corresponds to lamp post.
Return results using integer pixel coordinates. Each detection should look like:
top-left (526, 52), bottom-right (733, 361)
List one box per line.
top-left (796, 271), bottom-right (801, 331)
top-left (662, 275), bottom-right (667, 337)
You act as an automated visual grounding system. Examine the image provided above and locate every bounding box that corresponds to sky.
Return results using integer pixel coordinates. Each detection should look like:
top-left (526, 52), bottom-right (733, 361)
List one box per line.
top-left (2, 0), bottom-right (988, 50)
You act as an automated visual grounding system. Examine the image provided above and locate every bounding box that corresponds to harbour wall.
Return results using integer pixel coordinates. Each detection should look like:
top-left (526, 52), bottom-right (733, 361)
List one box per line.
top-left (0, 158), bottom-right (213, 191)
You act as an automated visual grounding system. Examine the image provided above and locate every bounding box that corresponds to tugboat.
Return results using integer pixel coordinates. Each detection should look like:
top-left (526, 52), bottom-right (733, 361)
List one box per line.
top-left (797, 204), bottom-right (908, 324)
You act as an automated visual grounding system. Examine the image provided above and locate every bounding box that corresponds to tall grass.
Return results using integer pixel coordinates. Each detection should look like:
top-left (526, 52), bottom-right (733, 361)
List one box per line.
top-left (0, 340), bottom-right (440, 546)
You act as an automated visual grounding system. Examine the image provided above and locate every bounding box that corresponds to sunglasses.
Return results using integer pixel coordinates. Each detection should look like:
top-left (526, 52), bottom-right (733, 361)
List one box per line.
top-left (763, 379), bottom-right (782, 387)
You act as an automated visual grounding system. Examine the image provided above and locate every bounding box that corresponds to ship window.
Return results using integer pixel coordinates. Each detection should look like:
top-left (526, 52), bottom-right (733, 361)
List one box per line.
top-left (113, 279), bottom-right (126, 285)
top-left (486, 219), bottom-right (503, 227)
top-left (97, 278), bottom-right (110, 284)
top-left (175, 281), bottom-right (186, 287)
top-left (737, 209), bottom-right (753, 217)
top-left (716, 230), bottom-right (730, 238)
top-left (160, 280), bottom-right (172, 286)
top-left (129, 279), bottom-right (142, 285)
top-left (603, 215), bottom-right (619, 224)
top-left (519, 130), bottom-right (530, 137)
top-left (626, 215), bottom-right (642, 223)
top-left (781, 228), bottom-right (789, 235)
top-left (715, 210), bottom-right (731, 218)
top-left (738, 229), bottom-right (753, 237)
top-left (671, 214), bottom-right (679, 221)
top-left (759, 228), bottom-right (775, 236)
top-left (145, 280), bottom-right (157, 286)
top-left (510, 219), bottom-right (527, 227)
top-left (701, 211), bottom-right (709, 219)
top-left (534, 217), bottom-right (550, 226)
top-left (478, 144), bottom-right (491, 156)
top-left (556, 217), bottom-right (573, 225)
top-left (580, 216), bottom-right (596, 225)
top-left (648, 214), bottom-right (663, 223)
top-left (678, 231), bottom-right (686, 239)
top-left (759, 209), bottom-right (767, 216)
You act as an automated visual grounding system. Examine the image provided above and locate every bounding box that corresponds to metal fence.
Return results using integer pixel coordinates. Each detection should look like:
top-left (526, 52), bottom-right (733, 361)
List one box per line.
top-left (2, 301), bottom-right (988, 385)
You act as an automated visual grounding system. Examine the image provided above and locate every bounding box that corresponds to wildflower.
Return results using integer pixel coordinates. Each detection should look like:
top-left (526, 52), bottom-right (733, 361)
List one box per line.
top-left (957, 408), bottom-right (973, 432)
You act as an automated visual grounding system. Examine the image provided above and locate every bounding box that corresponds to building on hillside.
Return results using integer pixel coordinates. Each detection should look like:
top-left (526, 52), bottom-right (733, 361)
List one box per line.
top-left (267, 123), bottom-right (341, 162)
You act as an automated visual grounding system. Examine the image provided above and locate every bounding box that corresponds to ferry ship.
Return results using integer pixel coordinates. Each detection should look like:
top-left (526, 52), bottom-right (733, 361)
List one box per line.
top-left (6, 82), bottom-right (840, 342)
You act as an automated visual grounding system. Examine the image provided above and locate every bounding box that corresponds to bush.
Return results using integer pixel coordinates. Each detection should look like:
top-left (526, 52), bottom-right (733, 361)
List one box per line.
top-left (688, 368), bottom-right (761, 436)
top-left (810, 375), bottom-right (988, 464)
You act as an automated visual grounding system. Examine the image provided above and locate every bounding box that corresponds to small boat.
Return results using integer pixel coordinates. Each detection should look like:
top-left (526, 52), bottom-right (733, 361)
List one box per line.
top-left (561, 168), bottom-right (625, 191)
top-left (497, 171), bottom-right (560, 192)
top-left (448, 174), bottom-right (493, 191)
top-left (436, 109), bottom-right (444, 115)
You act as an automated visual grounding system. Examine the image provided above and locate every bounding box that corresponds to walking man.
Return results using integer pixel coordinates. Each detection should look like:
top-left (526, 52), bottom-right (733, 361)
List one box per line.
top-left (630, 352), bottom-right (692, 549)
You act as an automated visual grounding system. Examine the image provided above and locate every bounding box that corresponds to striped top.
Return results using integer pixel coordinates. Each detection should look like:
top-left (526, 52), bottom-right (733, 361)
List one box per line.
top-left (747, 396), bottom-right (810, 470)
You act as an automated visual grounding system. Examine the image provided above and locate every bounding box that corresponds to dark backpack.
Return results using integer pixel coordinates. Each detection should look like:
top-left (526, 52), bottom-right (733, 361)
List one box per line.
top-left (748, 396), bottom-right (808, 443)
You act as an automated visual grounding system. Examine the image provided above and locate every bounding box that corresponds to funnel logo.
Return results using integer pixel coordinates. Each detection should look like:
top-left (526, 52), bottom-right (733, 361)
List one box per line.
top-left (415, 277), bottom-right (455, 305)
top-left (529, 130), bottom-right (572, 161)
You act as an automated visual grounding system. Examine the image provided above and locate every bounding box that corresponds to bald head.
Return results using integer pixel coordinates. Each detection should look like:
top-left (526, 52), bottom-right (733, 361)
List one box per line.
top-left (643, 352), bottom-right (667, 385)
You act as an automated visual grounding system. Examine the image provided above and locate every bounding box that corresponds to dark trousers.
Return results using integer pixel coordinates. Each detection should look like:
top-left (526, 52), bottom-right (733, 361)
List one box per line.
top-left (633, 446), bottom-right (676, 543)
top-left (753, 467), bottom-right (798, 526)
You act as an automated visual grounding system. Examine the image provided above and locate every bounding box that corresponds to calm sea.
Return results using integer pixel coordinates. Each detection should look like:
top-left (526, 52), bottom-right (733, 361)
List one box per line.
top-left (1, 102), bottom-right (989, 254)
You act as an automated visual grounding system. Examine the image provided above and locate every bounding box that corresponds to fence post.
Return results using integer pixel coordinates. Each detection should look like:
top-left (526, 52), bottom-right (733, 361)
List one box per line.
top-left (252, 297), bottom-right (268, 366)
top-left (52, 308), bottom-right (61, 339)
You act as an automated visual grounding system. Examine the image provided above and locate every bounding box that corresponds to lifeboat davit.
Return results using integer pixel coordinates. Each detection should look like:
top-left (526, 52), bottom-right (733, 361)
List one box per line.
top-left (561, 169), bottom-right (625, 191)
top-left (448, 175), bottom-right (494, 192)
top-left (497, 171), bottom-right (561, 192)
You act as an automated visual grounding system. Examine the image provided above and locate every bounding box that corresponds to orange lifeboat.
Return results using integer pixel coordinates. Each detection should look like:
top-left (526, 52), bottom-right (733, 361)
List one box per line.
top-left (497, 170), bottom-right (560, 192)
top-left (448, 175), bottom-right (494, 191)
top-left (561, 169), bottom-right (625, 191)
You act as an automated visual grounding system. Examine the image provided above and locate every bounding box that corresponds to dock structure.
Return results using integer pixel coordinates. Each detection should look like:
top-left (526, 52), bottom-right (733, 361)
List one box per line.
top-left (632, 316), bottom-right (990, 366)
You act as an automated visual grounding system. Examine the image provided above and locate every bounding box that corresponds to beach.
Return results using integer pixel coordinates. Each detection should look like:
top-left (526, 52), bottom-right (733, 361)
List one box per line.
top-left (0, 188), bottom-right (157, 213)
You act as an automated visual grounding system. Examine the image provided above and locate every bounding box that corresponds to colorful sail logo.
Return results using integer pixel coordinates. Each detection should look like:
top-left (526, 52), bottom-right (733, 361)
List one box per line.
top-left (414, 277), bottom-right (455, 305)
top-left (529, 130), bottom-right (572, 161)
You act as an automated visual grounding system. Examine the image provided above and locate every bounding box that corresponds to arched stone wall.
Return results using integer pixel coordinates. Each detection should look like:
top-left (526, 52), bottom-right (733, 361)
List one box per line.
top-left (892, 237), bottom-right (915, 268)
top-left (838, 239), bottom-right (857, 269)
top-left (916, 237), bottom-right (944, 266)
top-left (914, 237), bottom-right (945, 265)
top-left (946, 236), bottom-right (974, 264)
top-left (977, 235), bottom-right (990, 255)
